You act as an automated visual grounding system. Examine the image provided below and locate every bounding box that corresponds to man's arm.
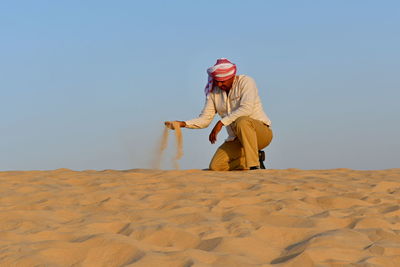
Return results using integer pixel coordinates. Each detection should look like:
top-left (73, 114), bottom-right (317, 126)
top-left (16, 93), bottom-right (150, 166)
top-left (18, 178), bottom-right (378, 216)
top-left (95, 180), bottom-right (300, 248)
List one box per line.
top-left (184, 95), bottom-right (217, 129)
top-left (209, 120), bottom-right (223, 144)
top-left (164, 95), bottom-right (216, 130)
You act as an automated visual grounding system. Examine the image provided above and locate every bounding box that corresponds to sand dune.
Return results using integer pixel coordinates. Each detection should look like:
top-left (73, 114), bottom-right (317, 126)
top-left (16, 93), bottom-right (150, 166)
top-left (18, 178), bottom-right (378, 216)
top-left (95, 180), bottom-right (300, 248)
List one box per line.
top-left (0, 168), bottom-right (399, 266)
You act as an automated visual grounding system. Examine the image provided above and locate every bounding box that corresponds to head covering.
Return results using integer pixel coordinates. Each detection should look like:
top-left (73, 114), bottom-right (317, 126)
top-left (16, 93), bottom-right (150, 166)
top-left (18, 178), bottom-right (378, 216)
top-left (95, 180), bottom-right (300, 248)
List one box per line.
top-left (204, 58), bottom-right (237, 95)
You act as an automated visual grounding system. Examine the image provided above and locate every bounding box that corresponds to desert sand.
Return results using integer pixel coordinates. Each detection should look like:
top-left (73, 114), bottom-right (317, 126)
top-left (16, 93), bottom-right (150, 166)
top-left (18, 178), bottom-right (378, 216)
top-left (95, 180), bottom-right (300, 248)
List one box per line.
top-left (0, 168), bottom-right (399, 266)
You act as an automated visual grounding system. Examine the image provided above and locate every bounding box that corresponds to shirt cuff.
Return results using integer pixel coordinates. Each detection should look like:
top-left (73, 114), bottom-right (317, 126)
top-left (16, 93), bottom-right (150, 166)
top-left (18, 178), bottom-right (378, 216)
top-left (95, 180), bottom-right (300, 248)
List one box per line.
top-left (220, 116), bottom-right (232, 126)
top-left (184, 120), bottom-right (197, 129)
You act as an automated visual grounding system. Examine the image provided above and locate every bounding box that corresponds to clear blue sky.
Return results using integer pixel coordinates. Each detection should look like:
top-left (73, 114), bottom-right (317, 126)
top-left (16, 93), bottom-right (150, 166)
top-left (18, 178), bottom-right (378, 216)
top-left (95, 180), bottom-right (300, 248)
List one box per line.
top-left (1, 1), bottom-right (399, 170)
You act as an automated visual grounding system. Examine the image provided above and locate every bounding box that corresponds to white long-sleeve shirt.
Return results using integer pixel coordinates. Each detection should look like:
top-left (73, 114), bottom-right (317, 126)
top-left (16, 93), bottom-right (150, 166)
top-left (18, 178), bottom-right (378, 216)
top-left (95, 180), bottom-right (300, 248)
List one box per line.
top-left (185, 75), bottom-right (271, 141)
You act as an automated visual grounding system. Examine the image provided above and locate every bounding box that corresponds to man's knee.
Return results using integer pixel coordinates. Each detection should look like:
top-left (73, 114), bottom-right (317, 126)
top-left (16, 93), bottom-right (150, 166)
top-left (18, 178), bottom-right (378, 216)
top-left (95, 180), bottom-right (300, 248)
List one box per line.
top-left (209, 159), bottom-right (229, 171)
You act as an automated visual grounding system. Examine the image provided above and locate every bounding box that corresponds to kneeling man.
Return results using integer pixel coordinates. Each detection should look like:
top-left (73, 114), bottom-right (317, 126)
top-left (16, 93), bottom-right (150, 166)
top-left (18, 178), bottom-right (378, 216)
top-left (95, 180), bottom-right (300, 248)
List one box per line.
top-left (166, 58), bottom-right (273, 171)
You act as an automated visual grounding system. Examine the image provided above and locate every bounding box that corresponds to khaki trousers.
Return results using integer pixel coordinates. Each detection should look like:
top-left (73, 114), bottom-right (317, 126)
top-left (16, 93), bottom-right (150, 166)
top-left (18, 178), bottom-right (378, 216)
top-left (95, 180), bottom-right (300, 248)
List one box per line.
top-left (209, 116), bottom-right (273, 171)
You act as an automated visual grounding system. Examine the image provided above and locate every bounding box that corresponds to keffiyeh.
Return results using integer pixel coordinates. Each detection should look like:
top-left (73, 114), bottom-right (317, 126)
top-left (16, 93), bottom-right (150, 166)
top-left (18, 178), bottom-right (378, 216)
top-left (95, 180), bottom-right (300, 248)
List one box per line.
top-left (204, 58), bottom-right (237, 95)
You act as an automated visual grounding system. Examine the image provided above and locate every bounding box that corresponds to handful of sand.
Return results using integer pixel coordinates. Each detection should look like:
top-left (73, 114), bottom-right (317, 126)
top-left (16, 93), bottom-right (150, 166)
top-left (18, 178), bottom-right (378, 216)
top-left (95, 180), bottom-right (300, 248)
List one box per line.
top-left (153, 121), bottom-right (183, 170)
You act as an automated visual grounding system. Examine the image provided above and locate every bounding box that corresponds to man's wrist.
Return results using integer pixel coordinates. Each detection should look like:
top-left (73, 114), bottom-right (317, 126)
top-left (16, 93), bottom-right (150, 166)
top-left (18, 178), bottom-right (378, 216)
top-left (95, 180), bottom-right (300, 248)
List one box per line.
top-left (220, 118), bottom-right (230, 126)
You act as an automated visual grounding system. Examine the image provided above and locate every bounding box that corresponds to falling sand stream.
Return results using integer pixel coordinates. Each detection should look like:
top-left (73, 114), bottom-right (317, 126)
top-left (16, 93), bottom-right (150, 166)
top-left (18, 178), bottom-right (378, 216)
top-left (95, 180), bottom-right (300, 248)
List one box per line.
top-left (153, 121), bottom-right (183, 170)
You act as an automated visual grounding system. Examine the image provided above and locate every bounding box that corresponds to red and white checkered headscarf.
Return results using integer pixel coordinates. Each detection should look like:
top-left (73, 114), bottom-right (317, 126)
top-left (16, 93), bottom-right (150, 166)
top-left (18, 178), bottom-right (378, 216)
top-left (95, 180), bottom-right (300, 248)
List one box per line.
top-left (204, 58), bottom-right (237, 95)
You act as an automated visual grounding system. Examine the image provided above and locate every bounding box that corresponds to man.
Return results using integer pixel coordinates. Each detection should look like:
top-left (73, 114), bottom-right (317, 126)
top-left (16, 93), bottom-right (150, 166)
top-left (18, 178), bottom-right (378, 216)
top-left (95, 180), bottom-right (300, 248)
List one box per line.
top-left (166, 58), bottom-right (272, 171)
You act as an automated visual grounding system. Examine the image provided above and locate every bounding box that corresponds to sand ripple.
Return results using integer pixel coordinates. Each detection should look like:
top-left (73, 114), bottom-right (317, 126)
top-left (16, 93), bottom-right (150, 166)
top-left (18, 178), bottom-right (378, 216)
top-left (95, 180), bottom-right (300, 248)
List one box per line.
top-left (0, 168), bottom-right (399, 266)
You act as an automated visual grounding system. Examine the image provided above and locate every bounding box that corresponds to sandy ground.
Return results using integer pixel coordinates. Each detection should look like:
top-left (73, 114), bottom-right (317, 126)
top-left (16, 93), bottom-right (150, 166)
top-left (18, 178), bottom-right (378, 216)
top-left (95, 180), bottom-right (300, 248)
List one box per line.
top-left (0, 168), bottom-right (399, 267)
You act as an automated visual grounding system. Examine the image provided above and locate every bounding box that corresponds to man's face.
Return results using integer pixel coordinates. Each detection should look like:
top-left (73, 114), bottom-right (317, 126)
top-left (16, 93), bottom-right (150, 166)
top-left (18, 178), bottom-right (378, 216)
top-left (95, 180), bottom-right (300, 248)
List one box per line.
top-left (214, 76), bottom-right (235, 91)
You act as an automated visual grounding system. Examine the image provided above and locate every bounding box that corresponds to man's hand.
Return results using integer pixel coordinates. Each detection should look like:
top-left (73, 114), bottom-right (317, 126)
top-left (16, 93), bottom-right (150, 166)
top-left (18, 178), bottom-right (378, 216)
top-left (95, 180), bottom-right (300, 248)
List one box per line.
top-left (164, 121), bottom-right (186, 130)
top-left (209, 120), bottom-right (224, 144)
